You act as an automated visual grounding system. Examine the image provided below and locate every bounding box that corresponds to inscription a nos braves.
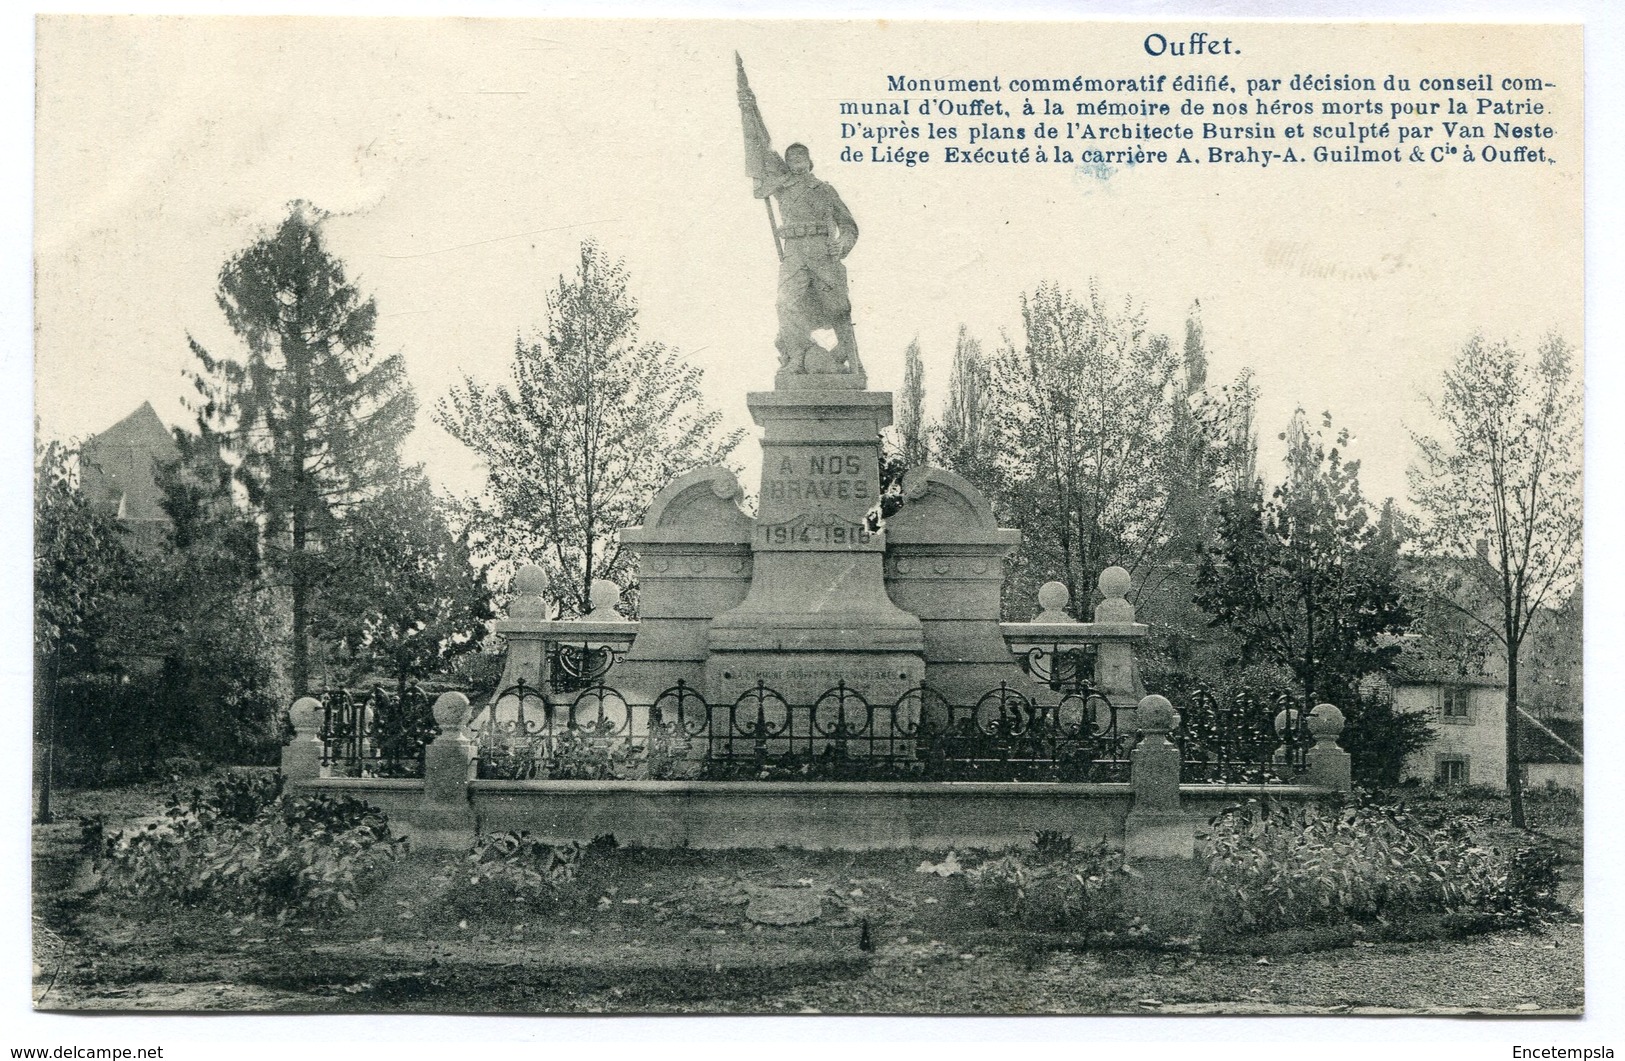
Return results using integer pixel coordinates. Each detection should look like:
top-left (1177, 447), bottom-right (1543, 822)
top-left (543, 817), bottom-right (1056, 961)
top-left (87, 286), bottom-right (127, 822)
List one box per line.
top-left (758, 450), bottom-right (877, 548)
top-left (762, 453), bottom-right (872, 502)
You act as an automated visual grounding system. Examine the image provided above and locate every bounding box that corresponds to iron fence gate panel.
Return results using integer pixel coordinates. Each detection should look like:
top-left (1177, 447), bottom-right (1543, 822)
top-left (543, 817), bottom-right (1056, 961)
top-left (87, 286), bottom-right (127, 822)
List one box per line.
top-left (1174, 687), bottom-right (1312, 784)
top-left (549, 642), bottom-right (625, 693)
top-left (318, 684), bottom-right (438, 779)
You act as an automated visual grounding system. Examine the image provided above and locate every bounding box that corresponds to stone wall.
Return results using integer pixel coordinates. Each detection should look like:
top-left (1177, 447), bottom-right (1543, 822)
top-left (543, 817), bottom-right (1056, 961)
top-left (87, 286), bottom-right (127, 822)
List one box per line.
top-left (470, 780), bottom-right (1133, 851)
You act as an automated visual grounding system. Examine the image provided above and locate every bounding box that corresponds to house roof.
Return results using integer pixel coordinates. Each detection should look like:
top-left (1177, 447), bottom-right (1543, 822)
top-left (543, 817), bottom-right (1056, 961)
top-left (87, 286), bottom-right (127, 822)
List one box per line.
top-left (80, 401), bottom-right (180, 524)
top-left (1381, 633), bottom-right (1506, 688)
top-left (1518, 714), bottom-right (1583, 765)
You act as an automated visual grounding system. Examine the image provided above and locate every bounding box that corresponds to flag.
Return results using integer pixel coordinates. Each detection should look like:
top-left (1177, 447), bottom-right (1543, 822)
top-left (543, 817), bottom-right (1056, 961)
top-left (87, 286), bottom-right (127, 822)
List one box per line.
top-left (737, 54), bottom-right (788, 200)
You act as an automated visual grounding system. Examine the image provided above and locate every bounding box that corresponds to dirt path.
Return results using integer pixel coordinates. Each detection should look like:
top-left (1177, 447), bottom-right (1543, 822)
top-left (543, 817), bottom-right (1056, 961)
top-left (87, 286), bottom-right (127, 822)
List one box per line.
top-left (36, 875), bottom-right (1583, 1015)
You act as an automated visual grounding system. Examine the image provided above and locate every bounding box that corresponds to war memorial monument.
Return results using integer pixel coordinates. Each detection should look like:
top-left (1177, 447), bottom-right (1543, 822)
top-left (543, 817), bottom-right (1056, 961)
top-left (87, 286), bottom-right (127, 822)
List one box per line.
top-left (284, 59), bottom-right (1353, 856)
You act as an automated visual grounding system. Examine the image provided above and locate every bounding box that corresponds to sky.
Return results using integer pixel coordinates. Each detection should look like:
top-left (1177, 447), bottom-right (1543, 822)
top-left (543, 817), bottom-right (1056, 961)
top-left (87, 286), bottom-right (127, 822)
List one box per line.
top-left (33, 18), bottom-right (1583, 512)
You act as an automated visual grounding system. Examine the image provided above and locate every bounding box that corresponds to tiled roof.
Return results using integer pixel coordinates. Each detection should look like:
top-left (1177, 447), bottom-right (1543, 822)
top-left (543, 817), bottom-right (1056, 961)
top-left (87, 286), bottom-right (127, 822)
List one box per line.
top-left (80, 402), bottom-right (180, 525)
top-left (1518, 715), bottom-right (1582, 765)
top-left (1379, 633), bottom-right (1505, 687)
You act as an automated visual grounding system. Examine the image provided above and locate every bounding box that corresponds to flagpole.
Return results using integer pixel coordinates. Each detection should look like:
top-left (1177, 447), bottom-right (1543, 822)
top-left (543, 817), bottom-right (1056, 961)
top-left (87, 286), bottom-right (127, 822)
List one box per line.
top-left (736, 53), bottom-right (785, 263)
top-left (765, 199), bottom-right (784, 261)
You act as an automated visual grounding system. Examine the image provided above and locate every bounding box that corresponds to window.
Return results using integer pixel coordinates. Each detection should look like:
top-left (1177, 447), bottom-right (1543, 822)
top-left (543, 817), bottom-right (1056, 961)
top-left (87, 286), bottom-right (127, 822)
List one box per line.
top-left (1436, 755), bottom-right (1470, 785)
top-left (1440, 686), bottom-right (1471, 722)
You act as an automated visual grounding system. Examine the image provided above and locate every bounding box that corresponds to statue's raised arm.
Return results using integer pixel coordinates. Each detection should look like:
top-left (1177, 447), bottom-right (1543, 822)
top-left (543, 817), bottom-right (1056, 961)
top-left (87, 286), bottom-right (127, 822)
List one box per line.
top-left (735, 55), bottom-right (863, 385)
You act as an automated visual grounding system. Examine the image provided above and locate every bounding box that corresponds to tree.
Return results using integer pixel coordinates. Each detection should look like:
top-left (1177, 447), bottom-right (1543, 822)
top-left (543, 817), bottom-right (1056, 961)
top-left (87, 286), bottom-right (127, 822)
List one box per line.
top-left (437, 241), bottom-right (743, 615)
top-left (33, 434), bottom-right (136, 819)
top-left (1182, 298), bottom-right (1208, 394)
top-left (34, 435), bottom-right (134, 676)
top-left (985, 281), bottom-right (1183, 614)
top-left (937, 327), bottom-right (987, 457)
top-left (932, 325), bottom-right (999, 493)
top-left (314, 471), bottom-right (493, 697)
top-left (134, 429), bottom-right (291, 764)
top-left (1523, 581), bottom-right (1582, 721)
top-left (892, 337), bottom-right (928, 467)
top-left (1197, 411), bottom-right (1411, 706)
top-left (34, 424), bottom-right (292, 803)
top-left (1136, 309), bottom-right (1261, 693)
top-left (1409, 333), bottom-right (1582, 828)
top-left (187, 203), bottom-right (416, 695)
top-left (1340, 692), bottom-right (1438, 788)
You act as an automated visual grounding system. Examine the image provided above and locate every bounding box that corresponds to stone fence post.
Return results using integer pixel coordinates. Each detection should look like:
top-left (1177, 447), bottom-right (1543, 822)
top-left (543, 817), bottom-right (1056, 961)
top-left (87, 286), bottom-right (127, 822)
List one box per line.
top-left (1303, 703), bottom-right (1352, 791)
top-left (1124, 694), bottom-right (1194, 860)
top-left (414, 691), bottom-right (477, 849)
top-left (1091, 567), bottom-right (1139, 697)
top-left (281, 696), bottom-right (325, 783)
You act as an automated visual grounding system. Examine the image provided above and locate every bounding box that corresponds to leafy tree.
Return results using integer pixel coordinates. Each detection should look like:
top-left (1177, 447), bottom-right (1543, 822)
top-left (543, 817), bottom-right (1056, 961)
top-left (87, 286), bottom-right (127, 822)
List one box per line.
top-left (187, 202), bottom-right (416, 695)
top-left (134, 431), bottom-right (291, 762)
top-left (933, 325), bottom-right (994, 485)
top-left (1523, 581), bottom-right (1582, 721)
top-left (892, 337), bottom-right (928, 467)
top-left (1182, 298), bottom-right (1208, 393)
top-left (1197, 411), bottom-right (1411, 706)
top-left (33, 434), bottom-right (137, 818)
top-left (1137, 311), bottom-right (1261, 693)
top-left (1409, 333), bottom-right (1582, 828)
top-left (34, 435), bottom-right (134, 673)
top-left (34, 422), bottom-right (292, 803)
top-left (314, 471), bottom-right (493, 697)
top-left (1340, 692), bottom-right (1438, 788)
top-left (437, 240), bottom-right (743, 615)
top-left (985, 281), bottom-right (1182, 615)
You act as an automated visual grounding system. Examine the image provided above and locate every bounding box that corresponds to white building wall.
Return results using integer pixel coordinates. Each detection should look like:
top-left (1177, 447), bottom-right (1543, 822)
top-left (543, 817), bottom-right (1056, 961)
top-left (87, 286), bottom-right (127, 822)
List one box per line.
top-left (1524, 763), bottom-right (1582, 792)
top-left (1396, 684), bottom-right (1508, 791)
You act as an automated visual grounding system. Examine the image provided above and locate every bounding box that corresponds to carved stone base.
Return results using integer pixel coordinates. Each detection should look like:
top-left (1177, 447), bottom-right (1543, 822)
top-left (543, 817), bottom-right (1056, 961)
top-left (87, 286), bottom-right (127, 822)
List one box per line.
top-left (774, 365), bottom-right (867, 391)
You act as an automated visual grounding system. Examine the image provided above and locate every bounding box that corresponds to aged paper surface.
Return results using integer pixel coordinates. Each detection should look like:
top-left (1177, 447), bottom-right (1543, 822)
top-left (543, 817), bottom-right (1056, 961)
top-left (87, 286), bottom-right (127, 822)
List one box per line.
top-left (26, 14), bottom-right (1594, 1030)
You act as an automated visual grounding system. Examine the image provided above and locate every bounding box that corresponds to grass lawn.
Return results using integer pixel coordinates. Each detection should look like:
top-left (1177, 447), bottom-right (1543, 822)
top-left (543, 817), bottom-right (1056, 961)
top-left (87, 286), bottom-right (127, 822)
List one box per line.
top-left (31, 773), bottom-right (1585, 1015)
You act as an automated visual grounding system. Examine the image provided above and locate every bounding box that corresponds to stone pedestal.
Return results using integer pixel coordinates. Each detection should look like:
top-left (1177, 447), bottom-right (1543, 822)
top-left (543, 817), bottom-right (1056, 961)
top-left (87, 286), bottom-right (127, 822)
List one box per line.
top-left (281, 696), bottom-right (326, 782)
top-left (885, 466), bottom-right (1026, 703)
top-left (415, 692), bottom-right (477, 850)
top-left (483, 569), bottom-right (639, 726)
top-left (706, 389), bottom-right (923, 704)
top-left (618, 467), bottom-right (754, 695)
top-left (1303, 703), bottom-right (1353, 791)
top-left (1124, 694), bottom-right (1194, 860)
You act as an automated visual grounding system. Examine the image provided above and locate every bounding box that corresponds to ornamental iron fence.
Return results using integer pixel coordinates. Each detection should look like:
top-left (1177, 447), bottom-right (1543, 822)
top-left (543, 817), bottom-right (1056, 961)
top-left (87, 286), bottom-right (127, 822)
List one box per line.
top-left (310, 678), bottom-right (1319, 785)
top-left (547, 641), bottom-right (627, 693)
top-left (1173, 687), bottom-right (1313, 784)
top-left (466, 678), bottom-right (1131, 783)
top-left (1011, 642), bottom-right (1100, 694)
top-left (316, 684), bottom-right (440, 779)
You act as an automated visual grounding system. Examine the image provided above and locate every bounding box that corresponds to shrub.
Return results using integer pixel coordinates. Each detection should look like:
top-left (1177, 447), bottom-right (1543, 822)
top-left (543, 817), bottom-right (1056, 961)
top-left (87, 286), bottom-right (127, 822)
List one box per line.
top-left (1202, 794), bottom-right (1565, 933)
top-left (969, 841), bottom-right (1136, 934)
top-left (201, 770), bottom-right (285, 823)
top-left (1525, 784), bottom-right (1583, 830)
top-left (454, 832), bottom-right (585, 913)
top-left (1339, 692), bottom-right (1437, 787)
top-left (1032, 830), bottom-right (1075, 862)
top-left (98, 781), bottom-right (407, 920)
top-left (476, 728), bottom-right (698, 781)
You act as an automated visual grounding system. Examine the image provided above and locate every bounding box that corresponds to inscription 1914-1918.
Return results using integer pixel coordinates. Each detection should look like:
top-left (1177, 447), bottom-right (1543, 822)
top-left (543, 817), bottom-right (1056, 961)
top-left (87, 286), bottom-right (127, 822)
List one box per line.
top-left (757, 450), bottom-right (879, 550)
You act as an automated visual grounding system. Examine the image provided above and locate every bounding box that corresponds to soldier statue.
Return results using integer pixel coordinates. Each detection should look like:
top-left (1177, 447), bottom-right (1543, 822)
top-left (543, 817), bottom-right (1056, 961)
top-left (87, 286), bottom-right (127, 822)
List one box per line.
top-left (736, 56), bottom-right (863, 379)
